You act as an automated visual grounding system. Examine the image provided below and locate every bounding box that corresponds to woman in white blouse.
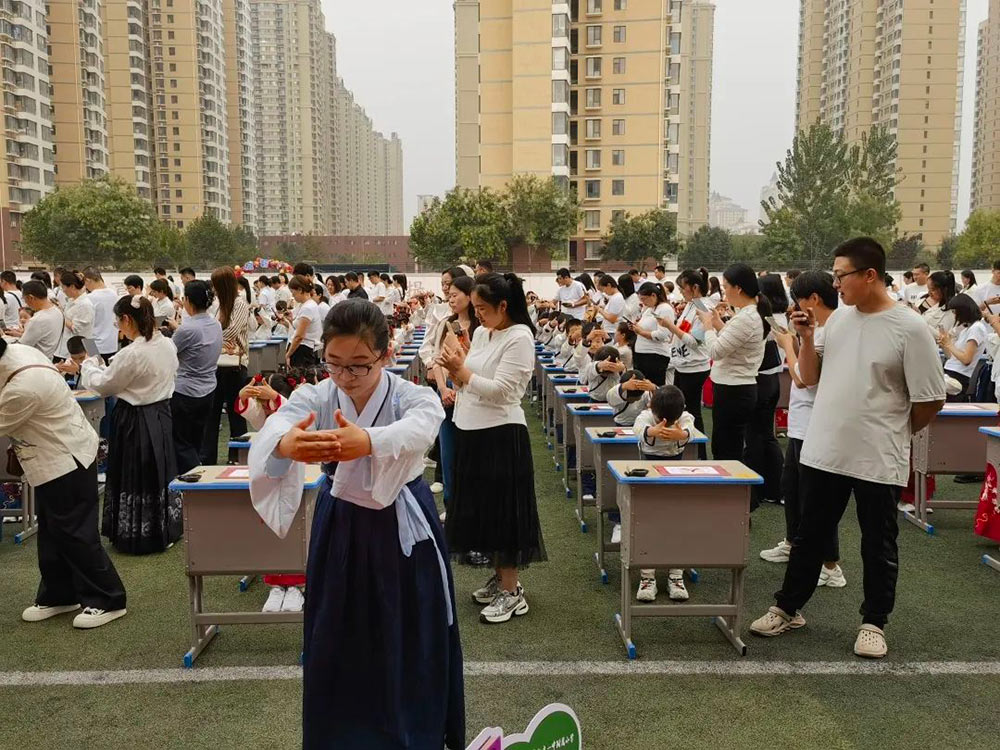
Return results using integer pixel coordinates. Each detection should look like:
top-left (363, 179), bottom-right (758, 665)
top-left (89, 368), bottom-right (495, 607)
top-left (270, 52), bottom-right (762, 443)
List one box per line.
top-left (438, 272), bottom-right (546, 625)
top-left (61, 294), bottom-right (181, 554)
top-left (55, 271), bottom-right (94, 360)
top-left (696, 263), bottom-right (767, 463)
top-left (148, 278), bottom-right (177, 322)
top-left (618, 274), bottom-right (641, 324)
top-left (631, 281), bottom-right (674, 385)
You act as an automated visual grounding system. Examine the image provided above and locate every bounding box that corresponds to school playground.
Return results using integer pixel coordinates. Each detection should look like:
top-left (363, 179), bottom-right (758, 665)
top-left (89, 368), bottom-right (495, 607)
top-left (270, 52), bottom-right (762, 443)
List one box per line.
top-left (0, 404), bottom-right (998, 749)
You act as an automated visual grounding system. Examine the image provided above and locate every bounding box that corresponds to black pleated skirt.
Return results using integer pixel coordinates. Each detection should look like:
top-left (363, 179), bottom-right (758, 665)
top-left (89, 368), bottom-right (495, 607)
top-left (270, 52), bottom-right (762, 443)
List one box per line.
top-left (102, 399), bottom-right (182, 554)
top-left (446, 423), bottom-right (547, 568)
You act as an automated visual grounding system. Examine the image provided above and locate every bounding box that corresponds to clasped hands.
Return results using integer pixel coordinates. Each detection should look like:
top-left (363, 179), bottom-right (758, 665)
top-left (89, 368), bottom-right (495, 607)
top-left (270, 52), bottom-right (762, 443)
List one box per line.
top-left (647, 419), bottom-right (688, 442)
top-left (276, 411), bottom-right (372, 463)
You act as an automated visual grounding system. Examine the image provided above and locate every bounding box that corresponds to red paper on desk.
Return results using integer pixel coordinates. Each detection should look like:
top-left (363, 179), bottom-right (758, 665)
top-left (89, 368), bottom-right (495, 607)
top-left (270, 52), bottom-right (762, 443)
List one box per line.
top-left (217, 466), bottom-right (250, 479)
top-left (615, 428), bottom-right (635, 436)
top-left (655, 465), bottom-right (730, 477)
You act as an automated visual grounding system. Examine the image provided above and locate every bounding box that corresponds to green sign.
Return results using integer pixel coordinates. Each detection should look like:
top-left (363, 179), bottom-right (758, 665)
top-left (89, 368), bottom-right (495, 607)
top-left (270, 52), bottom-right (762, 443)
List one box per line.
top-left (467, 703), bottom-right (582, 750)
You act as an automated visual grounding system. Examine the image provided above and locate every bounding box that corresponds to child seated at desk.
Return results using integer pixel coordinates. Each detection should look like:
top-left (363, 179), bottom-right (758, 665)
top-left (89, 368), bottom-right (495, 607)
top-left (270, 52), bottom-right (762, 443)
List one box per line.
top-left (63, 335), bottom-right (88, 388)
top-left (580, 345), bottom-right (624, 402)
top-left (633, 384), bottom-right (696, 604)
top-left (614, 321), bottom-right (636, 370)
top-left (535, 312), bottom-right (556, 347)
top-left (607, 369), bottom-right (657, 426)
top-left (546, 314), bottom-right (568, 353)
top-left (235, 372), bottom-right (305, 613)
top-left (553, 318), bottom-right (586, 372)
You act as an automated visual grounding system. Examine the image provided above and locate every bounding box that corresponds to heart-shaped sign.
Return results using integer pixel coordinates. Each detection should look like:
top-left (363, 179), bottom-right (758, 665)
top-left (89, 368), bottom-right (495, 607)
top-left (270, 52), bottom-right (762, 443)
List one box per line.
top-left (501, 703), bottom-right (581, 750)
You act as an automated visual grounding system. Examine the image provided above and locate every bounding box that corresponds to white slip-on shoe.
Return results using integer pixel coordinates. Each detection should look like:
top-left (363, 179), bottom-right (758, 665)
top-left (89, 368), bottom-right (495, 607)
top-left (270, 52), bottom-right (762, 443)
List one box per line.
top-left (72, 607), bottom-right (127, 629)
top-left (262, 586), bottom-right (286, 613)
top-left (21, 604), bottom-right (80, 622)
top-left (280, 586), bottom-right (305, 613)
top-left (429, 482), bottom-right (444, 495)
top-left (854, 624), bottom-right (887, 659)
top-left (750, 606), bottom-right (806, 637)
top-left (611, 524), bottom-right (622, 544)
top-left (760, 539), bottom-right (791, 563)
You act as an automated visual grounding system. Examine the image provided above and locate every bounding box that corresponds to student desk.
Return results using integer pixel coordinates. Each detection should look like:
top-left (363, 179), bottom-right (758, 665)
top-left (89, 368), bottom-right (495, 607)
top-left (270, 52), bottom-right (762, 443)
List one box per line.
top-left (608, 460), bottom-right (760, 658)
top-left (587, 427), bottom-right (709, 581)
top-left (387, 365), bottom-right (407, 376)
top-left (0, 437), bottom-right (36, 544)
top-left (74, 390), bottom-right (105, 435)
top-left (555, 387), bottom-right (596, 478)
top-left (562, 403), bottom-right (615, 529)
top-left (533, 353), bottom-right (554, 411)
top-left (169, 464), bottom-right (325, 667)
top-left (269, 337), bottom-right (288, 365)
top-left (248, 341), bottom-right (268, 375)
top-left (542, 371), bottom-right (575, 443)
top-left (978, 427), bottom-right (1000, 574)
top-left (906, 402), bottom-right (999, 535)
top-left (227, 433), bottom-right (257, 465)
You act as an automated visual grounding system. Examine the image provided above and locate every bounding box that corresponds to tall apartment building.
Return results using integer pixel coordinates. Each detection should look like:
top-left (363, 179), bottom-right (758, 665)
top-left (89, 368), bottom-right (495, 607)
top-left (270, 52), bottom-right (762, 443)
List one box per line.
top-left (223, 0), bottom-right (257, 232)
top-left (795, 0), bottom-right (966, 247)
top-left (103, 0), bottom-right (232, 227)
top-left (455, 0), bottom-right (714, 265)
top-left (972, 0), bottom-right (1000, 214)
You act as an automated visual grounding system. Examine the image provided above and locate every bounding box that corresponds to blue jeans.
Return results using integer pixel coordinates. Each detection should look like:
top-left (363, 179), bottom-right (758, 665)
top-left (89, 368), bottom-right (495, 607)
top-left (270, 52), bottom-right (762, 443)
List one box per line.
top-left (439, 405), bottom-right (456, 507)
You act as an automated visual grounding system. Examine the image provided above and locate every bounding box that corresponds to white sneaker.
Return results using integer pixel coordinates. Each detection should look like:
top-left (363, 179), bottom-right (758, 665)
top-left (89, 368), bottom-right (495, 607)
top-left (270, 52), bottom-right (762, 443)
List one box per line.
top-left (280, 586), bottom-right (305, 612)
top-left (262, 586), bottom-right (286, 613)
top-left (479, 586), bottom-right (529, 624)
top-left (817, 564), bottom-right (847, 588)
top-left (21, 603), bottom-right (80, 622)
top-left (429, 482), bottom-right (444, 495)
top-left (667, 571), bottom-right (689, 601)
top-left (611, 523), bottom-right (622, 544)
top-left (582, 493), bottom-right (594, 502)
top-left (897, 502), bottom-right (916, 513)
top-left (72, 607), bottom-right (127, 629)
top-left (760, 539), bottom-right (791, 563)
top-left (438, 510), bottom-right (447, 523)
top-left (472, 573), bottom-right (502, 605)
top-left (636, 577), bottom-right (657, 602)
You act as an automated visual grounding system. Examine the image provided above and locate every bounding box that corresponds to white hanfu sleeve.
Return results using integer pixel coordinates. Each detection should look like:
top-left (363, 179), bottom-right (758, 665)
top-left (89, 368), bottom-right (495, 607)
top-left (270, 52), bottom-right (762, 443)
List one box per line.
top-left (363, 382), bottom-right (444, 507)
top-left (248, 382), bottom-right (327, 538)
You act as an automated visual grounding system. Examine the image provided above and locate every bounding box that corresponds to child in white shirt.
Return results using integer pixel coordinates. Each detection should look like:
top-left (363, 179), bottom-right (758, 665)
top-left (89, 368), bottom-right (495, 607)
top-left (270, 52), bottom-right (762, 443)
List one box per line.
top-left (632, 384), bottom-right (697, 603)
top-left (553, 318), bottom-right (586, 372)
top-left (614, 321), bottom-right (635, 370)
top-left (606, 369), bottom-right (657, 426)
top-left (580, 345), bottom-right (624, 402)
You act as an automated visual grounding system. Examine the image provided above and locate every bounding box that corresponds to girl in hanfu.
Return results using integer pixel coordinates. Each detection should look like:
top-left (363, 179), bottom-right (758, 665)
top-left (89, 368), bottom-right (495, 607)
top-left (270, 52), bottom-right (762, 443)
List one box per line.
top-left (249, 299), bottom-right (465, 750)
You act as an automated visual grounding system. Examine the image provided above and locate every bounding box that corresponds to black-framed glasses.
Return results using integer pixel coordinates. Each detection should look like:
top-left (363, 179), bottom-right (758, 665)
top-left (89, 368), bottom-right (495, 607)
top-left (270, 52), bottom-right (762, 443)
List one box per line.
top-left (832, 267), bottom-right (870, 283)
top-left (321, 357), bottom-right (382, 378)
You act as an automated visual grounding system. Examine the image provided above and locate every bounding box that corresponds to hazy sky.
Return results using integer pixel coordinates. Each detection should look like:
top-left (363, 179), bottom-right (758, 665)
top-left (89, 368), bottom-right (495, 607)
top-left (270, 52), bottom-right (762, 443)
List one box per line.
top-left (323, 0), bottom-right (988, 231)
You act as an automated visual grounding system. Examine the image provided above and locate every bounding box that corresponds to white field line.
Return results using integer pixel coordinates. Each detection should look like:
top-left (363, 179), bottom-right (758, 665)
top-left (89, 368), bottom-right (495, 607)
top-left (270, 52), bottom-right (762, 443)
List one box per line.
top-left (1, 660), bottom-right (999, 687)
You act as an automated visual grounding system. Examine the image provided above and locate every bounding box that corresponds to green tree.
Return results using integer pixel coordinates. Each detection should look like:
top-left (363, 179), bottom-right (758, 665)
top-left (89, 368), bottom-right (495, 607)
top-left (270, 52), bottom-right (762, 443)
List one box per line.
top-left (600, 209), bottom-right (679, 267)
top-left (729, 233), bottom-right (767, 264)
top-left (21, 177), bottom-right (159, 267)
top-left (232, 225), bottom-right (258, 259)
top-left (273, 240), bottom-right (306, 264)
top-left (409, 187), bottom-right (509, 267)
top-left (955, 210), bottom-right (1000, 269)
top-left (844, 126), bottom-right (901, 250)
top-left (937, 234), bottom-right (958, 270)
top-left (503, 174), bottom-right (580, 258)
top-left (186, 214), bottom-right (239, 269)
top-left (677, 225), bottom-right (731, 269)
top-left (886, 233), bottom-right (924, 270)
top-left (152, 222), bottom-right (190, 269)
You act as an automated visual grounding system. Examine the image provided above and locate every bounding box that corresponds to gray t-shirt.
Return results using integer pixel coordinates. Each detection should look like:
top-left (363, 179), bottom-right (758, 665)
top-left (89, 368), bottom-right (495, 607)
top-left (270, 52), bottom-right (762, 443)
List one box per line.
top-left (801, 304), bottom-right (945, 486)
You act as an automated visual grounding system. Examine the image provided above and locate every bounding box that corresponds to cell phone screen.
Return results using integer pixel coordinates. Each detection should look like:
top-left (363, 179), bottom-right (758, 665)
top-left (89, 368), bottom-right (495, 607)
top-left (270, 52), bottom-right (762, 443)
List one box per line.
top-left (82, 338), bottom-right (100, 357)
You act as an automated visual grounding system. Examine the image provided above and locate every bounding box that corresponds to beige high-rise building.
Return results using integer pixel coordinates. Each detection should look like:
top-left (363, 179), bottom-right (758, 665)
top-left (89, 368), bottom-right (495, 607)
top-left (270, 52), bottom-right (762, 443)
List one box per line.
top-left (455, 0), bottom-right (714, 265)
top-left (0, 0), bottom-right (55, 264)
top-left (103, 0), bottom-right (231, 227)
top-left (972, 0), bottom-right (1000, 214)
top-left (795, 0), bottom-right (966, 247)
top-left (223, 0), bottom-right (257, 232)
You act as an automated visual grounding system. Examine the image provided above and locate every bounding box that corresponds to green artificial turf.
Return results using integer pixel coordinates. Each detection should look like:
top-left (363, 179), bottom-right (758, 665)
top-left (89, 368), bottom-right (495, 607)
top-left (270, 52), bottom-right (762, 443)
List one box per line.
top-left (0, 401), bottom-right (999, 748)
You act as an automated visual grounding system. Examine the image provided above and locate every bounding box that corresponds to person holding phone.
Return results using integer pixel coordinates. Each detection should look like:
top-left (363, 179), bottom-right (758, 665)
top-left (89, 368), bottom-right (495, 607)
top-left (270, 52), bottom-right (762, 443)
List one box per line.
top-left (973, 260), bottom-right (1000, 312)
top-left (631, 282), bottom-right (674, 386)
top-left (594, 275), bottom-right (627, 334)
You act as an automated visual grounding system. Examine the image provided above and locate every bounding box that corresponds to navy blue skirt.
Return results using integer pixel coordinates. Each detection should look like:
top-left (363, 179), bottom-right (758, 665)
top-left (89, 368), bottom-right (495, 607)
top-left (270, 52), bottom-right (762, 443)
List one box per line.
top-left (303, 477), bottom-right (465, 750)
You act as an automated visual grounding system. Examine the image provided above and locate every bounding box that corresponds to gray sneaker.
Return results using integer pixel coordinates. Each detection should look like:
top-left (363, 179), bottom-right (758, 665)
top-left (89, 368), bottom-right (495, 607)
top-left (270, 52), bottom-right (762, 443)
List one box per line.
top-left (479, 586), bottom-right (529, 624)
top-left (472, 574), bottom-right (501, 605)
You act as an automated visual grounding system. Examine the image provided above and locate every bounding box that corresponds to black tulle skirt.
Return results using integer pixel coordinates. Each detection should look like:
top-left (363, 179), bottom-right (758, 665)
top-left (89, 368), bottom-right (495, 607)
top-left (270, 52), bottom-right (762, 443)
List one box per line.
top-left (446, 423), bottom-right (546, 568)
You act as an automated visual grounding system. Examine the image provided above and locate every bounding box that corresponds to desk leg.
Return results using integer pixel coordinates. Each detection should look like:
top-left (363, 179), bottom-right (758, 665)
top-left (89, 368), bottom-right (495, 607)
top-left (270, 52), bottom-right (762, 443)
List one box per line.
top-left (594, 505), bottom-right (608, 583)
top-left (902, 471), bottom-right (935, 535)
top-left (712, 568), bottom-right (748, 656)
top-left (184, 574), bottom-right (219, 668)
top-left (614, 563), bottom-right (637, 659)
top-left (238, 575), bottom-right (256, 592)
top-left (14, 484), bottom-right (37, 544)
top-left (983, 551), bottom-right (1000, 574)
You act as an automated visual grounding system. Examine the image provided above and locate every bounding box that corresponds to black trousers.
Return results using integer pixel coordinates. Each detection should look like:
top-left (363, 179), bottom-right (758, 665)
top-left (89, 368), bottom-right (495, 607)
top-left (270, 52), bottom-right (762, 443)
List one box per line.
top-left (711, 382), bottom-right (756, 462)
top-left (172, 391), bottom-right (214, 475)
top-left (944, 369), bottom-right (969, 402)
top-left (674, 369), bottom-right (710, 459)
top-left (35, 460), bottom-right (126, 611)
top-left (776, 465), bottom-right (899, 628)
top-left (743, 371), bottom-right (783, 507)
top-left (201, 365), bottom-right (248, 465)
top-left (289, 346), bottom-right (318, 368)
top-left (632, 352), bottom-right (669, 386)
top-left (781, 439), bottom-right (839, 561)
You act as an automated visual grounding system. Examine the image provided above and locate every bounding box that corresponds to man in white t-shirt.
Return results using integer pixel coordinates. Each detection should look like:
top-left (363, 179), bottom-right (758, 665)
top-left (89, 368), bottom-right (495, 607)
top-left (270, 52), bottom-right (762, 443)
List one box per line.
top-left (554, 268), bottom-right (587, 320)
top-left (15, 280), bottom-right (64, 359)
top-left (751, 237), bottom-right (945, 660)
top-left (83, 268), bottom-right (121, 360)
top-left (367, 271), bottom-right (387, 312)
top-left (973, 260), bottom-right (1000, 312)
top-left (904, 263), bottom-right (929, 309)
top-left (1, 271), bottom-right (23, 328)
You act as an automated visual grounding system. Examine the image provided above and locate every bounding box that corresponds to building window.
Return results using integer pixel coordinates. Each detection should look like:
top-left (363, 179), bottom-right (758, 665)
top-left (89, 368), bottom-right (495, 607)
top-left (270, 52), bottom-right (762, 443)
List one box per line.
top-left (611, 209), bottom-right (625, 223)
top-left (587, 25), bottom-right (602, 46)
top-left (174, 174), bottom-right (181, 182)
top-left (586, 88), bottom-right (601, 108)
top-left (612, 179), bottom-right (624, 196)
top-left (176, 205), bottom-right (183, 214)
top-left (585, 240), bottom-right (603, 260)
top-left (585, 118), bottom-right (601, 138)
top-left (587, 0), bottom-right (602, 14)
top-left (614, 0), bottom-right (627, 8)
top-left (585, 179), bottom-right (601, 199)
top-left (171, 110), bottom-right (179, 120)
top-left (612, 119), bottom-right (625, 135)
top-left (586, 57), bottom-right (602, 78)
top-left (612, 149), bottom-right (625, 165)
top-left (669, 62), bottom-right (680, 81)
top-left (552, 144), bottom-right (568, 167)
top-left (667, 152), bottom-right (678, 172)
top-left (553, 79), bottom-right (569, 103)
top-left (612, 88), bottom-right (625, 104)
top-left (552, 47), bottom-right (569, 70)
top-left (584, 209), bottom-right (601, 229)
top-left (552, 111), bottom-right (569, 134)
top-left (586, 149), bottom-right (601, 169)
top-left (175, 189), bottom-right (182, 198)
top-left (664, 181), bottom-right (678, 202)
top-left (170, 79), bottom-right (177, 88)
top-left (552, 13), bottom-right (568, 37)
top-left (171, 95), bottom-right (178, 103)
top-left (613, 25), bottom-right (626, 43)
top-left (670, 32), bottom-right (681, 55)
top-left (168, 47), bottom-right (175, 56)
top-left (613, 57), bottom-right (626, 74)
